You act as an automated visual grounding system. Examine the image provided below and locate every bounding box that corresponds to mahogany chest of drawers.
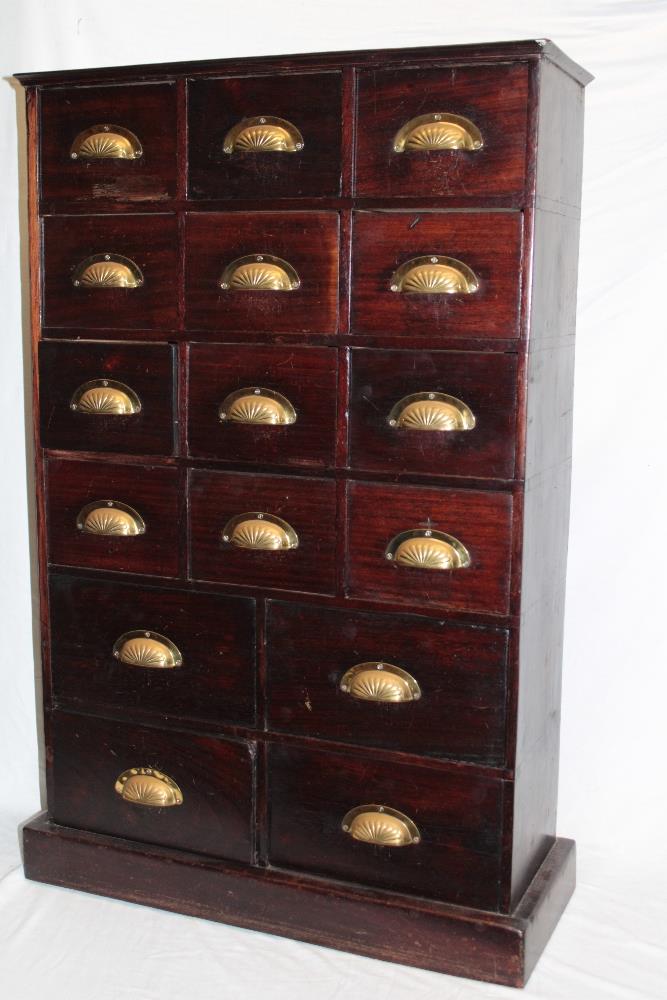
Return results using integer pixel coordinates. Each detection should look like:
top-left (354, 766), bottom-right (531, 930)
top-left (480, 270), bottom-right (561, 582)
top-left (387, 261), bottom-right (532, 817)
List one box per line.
top-left (16, 39), bottom-right (591, 988)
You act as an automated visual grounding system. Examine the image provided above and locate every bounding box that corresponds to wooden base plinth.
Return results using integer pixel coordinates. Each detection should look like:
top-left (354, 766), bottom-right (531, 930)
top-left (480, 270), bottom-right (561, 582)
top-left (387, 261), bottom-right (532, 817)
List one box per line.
top-left (22, 814), bottom-right (575, 988)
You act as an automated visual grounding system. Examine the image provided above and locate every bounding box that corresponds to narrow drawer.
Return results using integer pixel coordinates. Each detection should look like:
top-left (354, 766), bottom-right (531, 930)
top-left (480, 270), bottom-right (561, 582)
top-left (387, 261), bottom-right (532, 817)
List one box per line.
top-left (184, 212), bottom-right (339, 334)
top-left (188, 72), bottom-right (342, 200)
top-left (355, 63), bottom-right (529, 200)
top-left (39, 341), bottom-right (176, 456)
top-left (50, 711), bottom-right (255, 861)
top-left (268, 742), bottom-right (503, 909)
top-left (40, 82), bottom-right (178, 205)
top-left (42, 214), bottom-right (179, 330)
top-left (346, 480), bottom-right (513, 614)
top-left (189, 469), bottom-right (337, 594)
top-left (187, 344), bottom-right (338, 469)
top-left (50, 574), bottom-right (256, 726)
top-left (267, 602), bottom-right (508, 765)
top-left (349, 348), bottom-right (518, 479)
top-left (351, 211), bottom-right (521, 339)
top-left (46, 458), bottom-right (181, 578)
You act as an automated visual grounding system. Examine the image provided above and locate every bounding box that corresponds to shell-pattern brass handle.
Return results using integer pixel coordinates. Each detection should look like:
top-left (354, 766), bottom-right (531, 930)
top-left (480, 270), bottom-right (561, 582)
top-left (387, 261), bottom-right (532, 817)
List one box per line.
top-left (113, 631), bottom-right (183, 669)
top-left (223, 116), bottom-right (304, 153)
top-left (70, 124), bottom-right (143, 160)
top-left (219, 387), bottom-right (297, 426)
top-left (340, 662), bottom-right (421, 703)
top-left (219, 254), bottom-right (300, 292)
top-left (385, 529), bottom-right (470, 571)
top-left (342, 805), bottom-right (421, 847)
top-left (388, 392), bottom-right (475, 431)
top-left (77, 500), bottom-right (146, 537)
top-left (390, 256), bottom-right (478, 295)
top-left (70, 379), bottom-right (142, 415)
top-left (72, 253), bottom-right (144, 289)
top-left (222, 512), bottom-right (298, 550)
top-left (115, 767), bottom-right (183, 807)
top-left (393, 113), bottom-right (483, 152)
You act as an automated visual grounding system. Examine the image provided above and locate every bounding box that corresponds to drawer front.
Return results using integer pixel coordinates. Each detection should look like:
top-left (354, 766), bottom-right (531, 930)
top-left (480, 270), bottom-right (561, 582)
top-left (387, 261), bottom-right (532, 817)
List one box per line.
top-left (188, 72), bottom-right (342, 200)
top-left (268, 743), bottom-right (503, 908)
top-left (50, 574), bottom-right (256, 726)
top-left (187, 344), bottom-right (338, 469)
top-left (184, 212), bottom-right (339, 334)
top-left (347, 481), bottom-right (513, 614)
top-left (355, 63), bottom-right (529, 199)
top-left (50, 711), bottom-right (255, 861)
top-left (351, 211), bottom-right (521, 338)
top-left (39, 341), bottom-right (176, 456)
top-left (40, 83), bottom-right (178, 204)
top-left (46, 458), bottom-right (181, 578)
top-left (349, 348), bottom-right (518, 479)
top-left (42, 214), bottom-right (178, 330)
top-left (267, 602), bottom-right (508, 765)
top-left (189, 470), bottom-right (337, 594)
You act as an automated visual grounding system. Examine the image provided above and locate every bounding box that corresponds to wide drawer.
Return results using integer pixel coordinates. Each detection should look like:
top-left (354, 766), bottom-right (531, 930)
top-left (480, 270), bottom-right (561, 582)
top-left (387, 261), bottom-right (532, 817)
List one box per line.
top-left (46, 458), bottom-right (181, 578)
top-left (268, 742), bottom-right (503, 908)
top-left (346, 480), bottom-right (513, 614)
top-left (39, 341), bottom-right (176, 456)
top-left (49, 574), bottom-right (256, 726)
top-left (187, 343), bottom-right (338, 469)
top-left (355, 63), bottom-right (529, 200)
top-left (188, 72), bottom-right (342, 200)
top-left (184, 212), bottom-right (339, 334)
top-left (351, 211), bottom-right (522, 339)
top-left (40, 82), bottom-right (178, 204)
top-left (348, 348), bottom-right (519, 479)
top-left (267, 602), bottom-right (508, 765)
top-left (49, 711), bottom-right (255, 861)
top-left (42, 214), bottom-right (179, 330)
top-left (189, 469), bottom-right (337, 595)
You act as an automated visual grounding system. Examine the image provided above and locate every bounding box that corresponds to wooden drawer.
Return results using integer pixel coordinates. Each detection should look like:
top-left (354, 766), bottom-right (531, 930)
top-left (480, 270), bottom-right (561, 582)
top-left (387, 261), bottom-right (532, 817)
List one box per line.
top-left (189, 469), bottom-right (337, 594)
top-left (267, 602), bottom-right (508, 765)
top-left (268, 743), bottom-right (503, 908)
top-left (184, 212), bottom-right (339, 334)
top-left (46, 458), bottom-right (181, 578)
top-left (187, 343), bottom-right (338, 469)
top-left (188, 72), bottom-right (342, 200)
top-left (42, 214), bottom-right (179, 331)
top-left (351, 211), bottom-right (521, 339)
top-left (39, 341), bottom-right (176, 456)
top-left (355, 63), bottom-right (529, 200)
top-left (346, 481), bottom-right (513, 614)
top-left (40, 83), bottom-right (178, 205)
top-left (49, 574), bottom-right (256, 726)
top-left (349, 348), bottom-right (518, 479)
top-left (50, 711), bottom-right (255, 861)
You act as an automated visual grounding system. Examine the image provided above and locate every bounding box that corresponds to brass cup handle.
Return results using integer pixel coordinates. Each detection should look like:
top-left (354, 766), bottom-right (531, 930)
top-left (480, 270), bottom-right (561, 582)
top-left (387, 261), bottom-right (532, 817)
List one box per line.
top-left (388, 392), bottom-right (475, 431)
top-left (70, 379), bottom-right (142, 415)
top-left (76, 500), bottom-right (146, 537)
top-left (219, 254), bottom-right (300, 292)
top-left (72, 253), bottom-right (144, 288)
top-left (385, 529), bottom-right (470, 570)
top-left (393, 113), bottom-right (483, 152)
top-left (115, 767), bottom-right (183, 807)
top-left (223, 116), bottom-right (304, 153)
top-left (340, 662), bottom-right (421, 702)
top-left (342, 805), bottom-right (421, 847)
top-left (70, 124), bottom-right (143, 160)
top-left (219, 387), bottom-right (297, 426)
top-left (113, 631), bottom-right (183, 669)
top-left (221, 512), bottom-right (299, 550)
top-left (390, 255), bottom-right (478, 295)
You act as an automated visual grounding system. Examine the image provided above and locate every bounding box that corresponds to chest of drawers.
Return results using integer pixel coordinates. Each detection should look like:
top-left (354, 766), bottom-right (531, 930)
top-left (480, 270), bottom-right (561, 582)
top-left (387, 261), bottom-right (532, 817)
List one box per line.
top-left (16, 38), bottom-right (591, 988)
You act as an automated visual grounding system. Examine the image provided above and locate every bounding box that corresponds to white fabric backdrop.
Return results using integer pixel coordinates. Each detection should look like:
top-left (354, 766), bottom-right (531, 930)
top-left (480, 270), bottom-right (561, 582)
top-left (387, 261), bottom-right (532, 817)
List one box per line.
top-left (1, 1), bottom-right (666, 996)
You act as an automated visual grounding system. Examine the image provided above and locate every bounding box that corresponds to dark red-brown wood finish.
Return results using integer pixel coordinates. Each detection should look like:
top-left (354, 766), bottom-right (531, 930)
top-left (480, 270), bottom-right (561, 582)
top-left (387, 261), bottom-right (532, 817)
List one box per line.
top-left (16, 38), bottom-right (591, 987)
